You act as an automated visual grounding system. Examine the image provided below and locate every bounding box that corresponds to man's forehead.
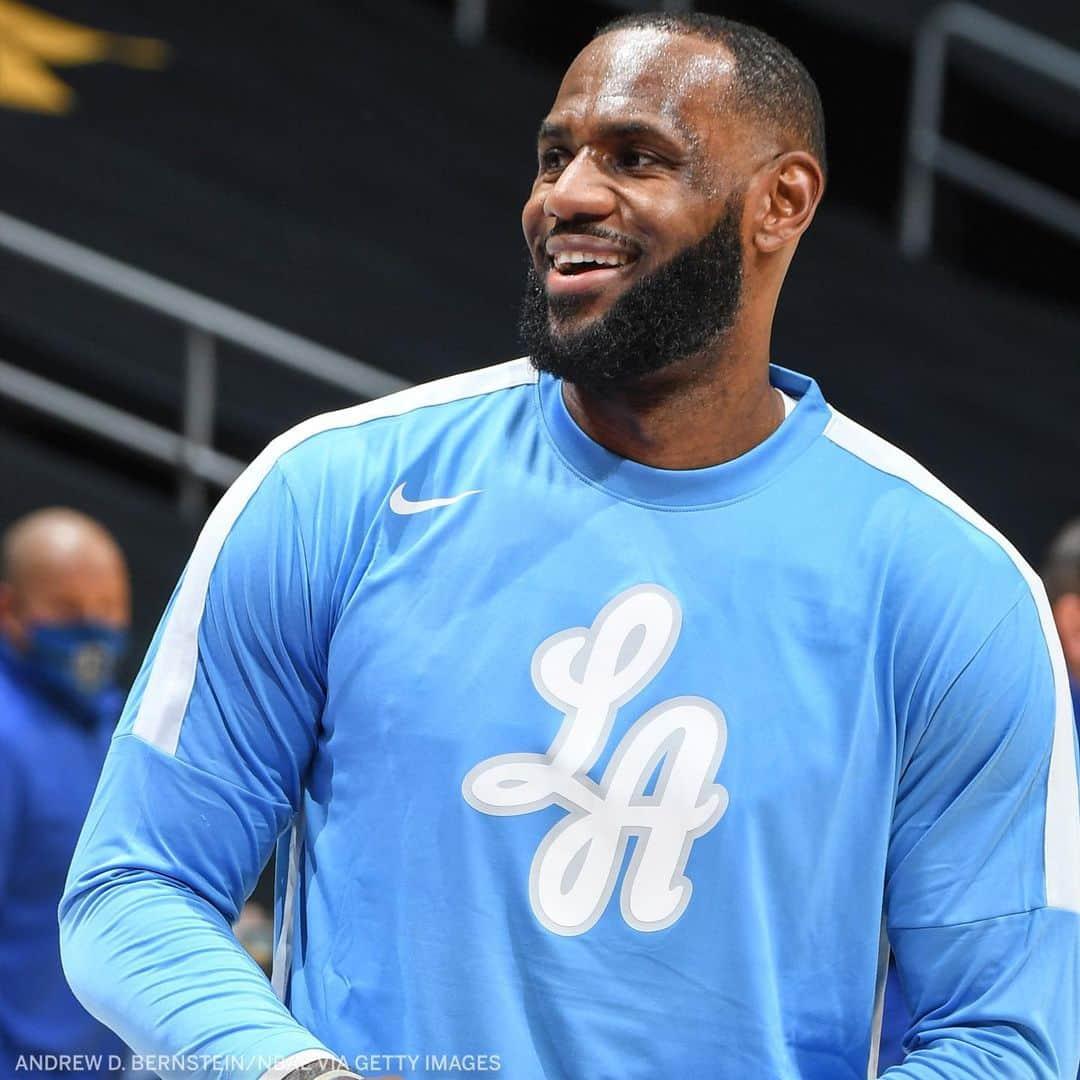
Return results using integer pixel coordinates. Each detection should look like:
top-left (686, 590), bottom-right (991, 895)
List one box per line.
top-left (547, 29), bottom-right (736, 135)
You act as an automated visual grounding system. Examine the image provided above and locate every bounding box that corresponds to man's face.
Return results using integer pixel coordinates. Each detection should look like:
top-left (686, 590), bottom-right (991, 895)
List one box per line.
top-left (520, 29), bottom-right (752, 387)
top-left (0, 546), bottom-right (131, 652)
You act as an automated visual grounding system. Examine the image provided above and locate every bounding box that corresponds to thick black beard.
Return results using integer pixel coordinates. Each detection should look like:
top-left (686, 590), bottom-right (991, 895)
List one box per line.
top-left (520, 195), bottom-right (745, 395)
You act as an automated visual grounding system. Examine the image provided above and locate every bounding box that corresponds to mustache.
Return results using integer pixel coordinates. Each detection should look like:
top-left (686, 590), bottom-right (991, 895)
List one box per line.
top-left (545, 222), bottom-right (643, 256)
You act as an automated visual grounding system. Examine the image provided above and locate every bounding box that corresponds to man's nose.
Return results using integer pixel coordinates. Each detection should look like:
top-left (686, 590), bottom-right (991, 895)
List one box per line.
top-left (542, 150), bottom-right (616, 222)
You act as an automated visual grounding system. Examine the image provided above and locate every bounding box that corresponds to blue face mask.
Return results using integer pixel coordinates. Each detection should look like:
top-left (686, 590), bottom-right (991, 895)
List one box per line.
top-left (21, 622), bottom-right (129, 724)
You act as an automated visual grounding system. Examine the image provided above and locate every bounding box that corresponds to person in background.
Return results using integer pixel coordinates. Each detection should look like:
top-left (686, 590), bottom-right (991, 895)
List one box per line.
top-left (1043, 517), bottom-right (1080, 1080)
top-left (0, 508), bottom-right (131, 1078)
top-left (1044, 518), bottom-right (1080, 725)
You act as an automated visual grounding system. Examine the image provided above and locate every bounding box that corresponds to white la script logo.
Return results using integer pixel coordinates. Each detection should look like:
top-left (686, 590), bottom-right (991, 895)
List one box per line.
top-left (463, 584), bottom-right (728, 936)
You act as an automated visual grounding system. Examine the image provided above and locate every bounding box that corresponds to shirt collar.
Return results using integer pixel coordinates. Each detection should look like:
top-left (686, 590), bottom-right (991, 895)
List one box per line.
top-left (536, 364), bottom-right (831, 509)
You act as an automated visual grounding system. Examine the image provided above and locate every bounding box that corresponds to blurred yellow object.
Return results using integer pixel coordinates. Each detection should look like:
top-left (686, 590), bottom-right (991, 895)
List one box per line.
top-left (0, 0), bottom-right (169, 115)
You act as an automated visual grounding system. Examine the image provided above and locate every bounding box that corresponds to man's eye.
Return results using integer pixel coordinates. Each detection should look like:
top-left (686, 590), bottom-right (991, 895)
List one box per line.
top-left (618, 150), bottom-right (658, 170)
top-left (539, 148), bottom-right (569, 172)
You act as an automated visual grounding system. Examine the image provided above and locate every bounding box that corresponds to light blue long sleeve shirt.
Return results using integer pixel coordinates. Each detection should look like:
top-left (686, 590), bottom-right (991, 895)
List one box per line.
top-left (61, 360), bottom-right (1080, 1079)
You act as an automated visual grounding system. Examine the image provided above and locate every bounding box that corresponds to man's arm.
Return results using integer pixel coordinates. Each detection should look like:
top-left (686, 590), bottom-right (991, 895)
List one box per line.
top-left (880, 587), bottom-right (1080, 1078)
top-left (60, 463), bottom-right (337, 1080)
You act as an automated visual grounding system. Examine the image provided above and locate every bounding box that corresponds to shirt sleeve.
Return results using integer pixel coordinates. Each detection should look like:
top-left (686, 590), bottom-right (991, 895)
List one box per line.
top-left (880, 587), bottom-right (1080, 1078)
top-left (60, 463), bottom-right (333, 1080)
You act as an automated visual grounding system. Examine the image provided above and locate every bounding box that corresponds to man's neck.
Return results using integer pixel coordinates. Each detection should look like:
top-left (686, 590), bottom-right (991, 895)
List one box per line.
top-left (562, 350), bottom-right (784, 471)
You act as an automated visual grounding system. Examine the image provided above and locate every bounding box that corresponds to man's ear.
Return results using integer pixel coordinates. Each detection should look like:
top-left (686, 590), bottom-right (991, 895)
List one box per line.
top-left (750, 151), bottom-right (824, 254)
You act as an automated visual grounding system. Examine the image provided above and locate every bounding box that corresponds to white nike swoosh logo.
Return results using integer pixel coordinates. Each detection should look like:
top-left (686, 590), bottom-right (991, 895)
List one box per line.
top-left (389, 482), bottom-right (483, 515)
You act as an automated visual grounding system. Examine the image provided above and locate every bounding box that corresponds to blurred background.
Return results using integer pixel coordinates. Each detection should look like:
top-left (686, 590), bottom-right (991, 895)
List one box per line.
top-left (0, 0), bottom-right (1077, 664)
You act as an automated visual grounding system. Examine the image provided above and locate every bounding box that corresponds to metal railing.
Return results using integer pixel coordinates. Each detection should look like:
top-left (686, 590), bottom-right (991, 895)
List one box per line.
top-left (0, 210), bottom-right (410, 517)
top-left (899, 2), bottom-right (1080, 258)
top-left (454, 0), bottom-right (693, 46)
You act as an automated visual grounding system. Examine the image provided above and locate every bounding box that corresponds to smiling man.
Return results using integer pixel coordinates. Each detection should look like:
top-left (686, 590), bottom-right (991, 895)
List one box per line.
top-left (60, 13), bottom-right (1080, 1080)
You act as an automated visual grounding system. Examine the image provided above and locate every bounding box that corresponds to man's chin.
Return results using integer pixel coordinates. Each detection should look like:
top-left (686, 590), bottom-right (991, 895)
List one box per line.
top-left (545, 295), bottom-right (610, 334)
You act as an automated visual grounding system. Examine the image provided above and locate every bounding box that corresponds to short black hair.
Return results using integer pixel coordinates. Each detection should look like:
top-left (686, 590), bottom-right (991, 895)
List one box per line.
top-left (593, 13), bottom-right (827, 178)
top-left (1043, 518), bottom-right (1080, 603)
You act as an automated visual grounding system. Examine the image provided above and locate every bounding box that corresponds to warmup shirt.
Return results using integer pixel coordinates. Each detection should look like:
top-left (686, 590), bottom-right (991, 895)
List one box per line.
top-left (62, 360), bottom-right (1080, 1080)
top-left (0, 644), bottom-right (126, 1077)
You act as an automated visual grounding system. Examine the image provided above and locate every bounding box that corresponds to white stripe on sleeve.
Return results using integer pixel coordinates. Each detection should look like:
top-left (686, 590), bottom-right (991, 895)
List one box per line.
top-left (824, 409), bottom-right (1080, 913)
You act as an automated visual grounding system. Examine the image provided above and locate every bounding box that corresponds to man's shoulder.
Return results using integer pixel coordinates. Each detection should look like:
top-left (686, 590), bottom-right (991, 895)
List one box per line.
top-left (271, 357), bottom-right (537, 479)
top-left (205, 358), bottom-right (537, 558)
top-left (817, 407), bottom-right (1033, 602)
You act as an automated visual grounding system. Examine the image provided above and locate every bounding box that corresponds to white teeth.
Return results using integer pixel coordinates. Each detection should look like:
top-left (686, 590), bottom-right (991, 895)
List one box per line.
top-left (552, 251), bottom-right (630, 270)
